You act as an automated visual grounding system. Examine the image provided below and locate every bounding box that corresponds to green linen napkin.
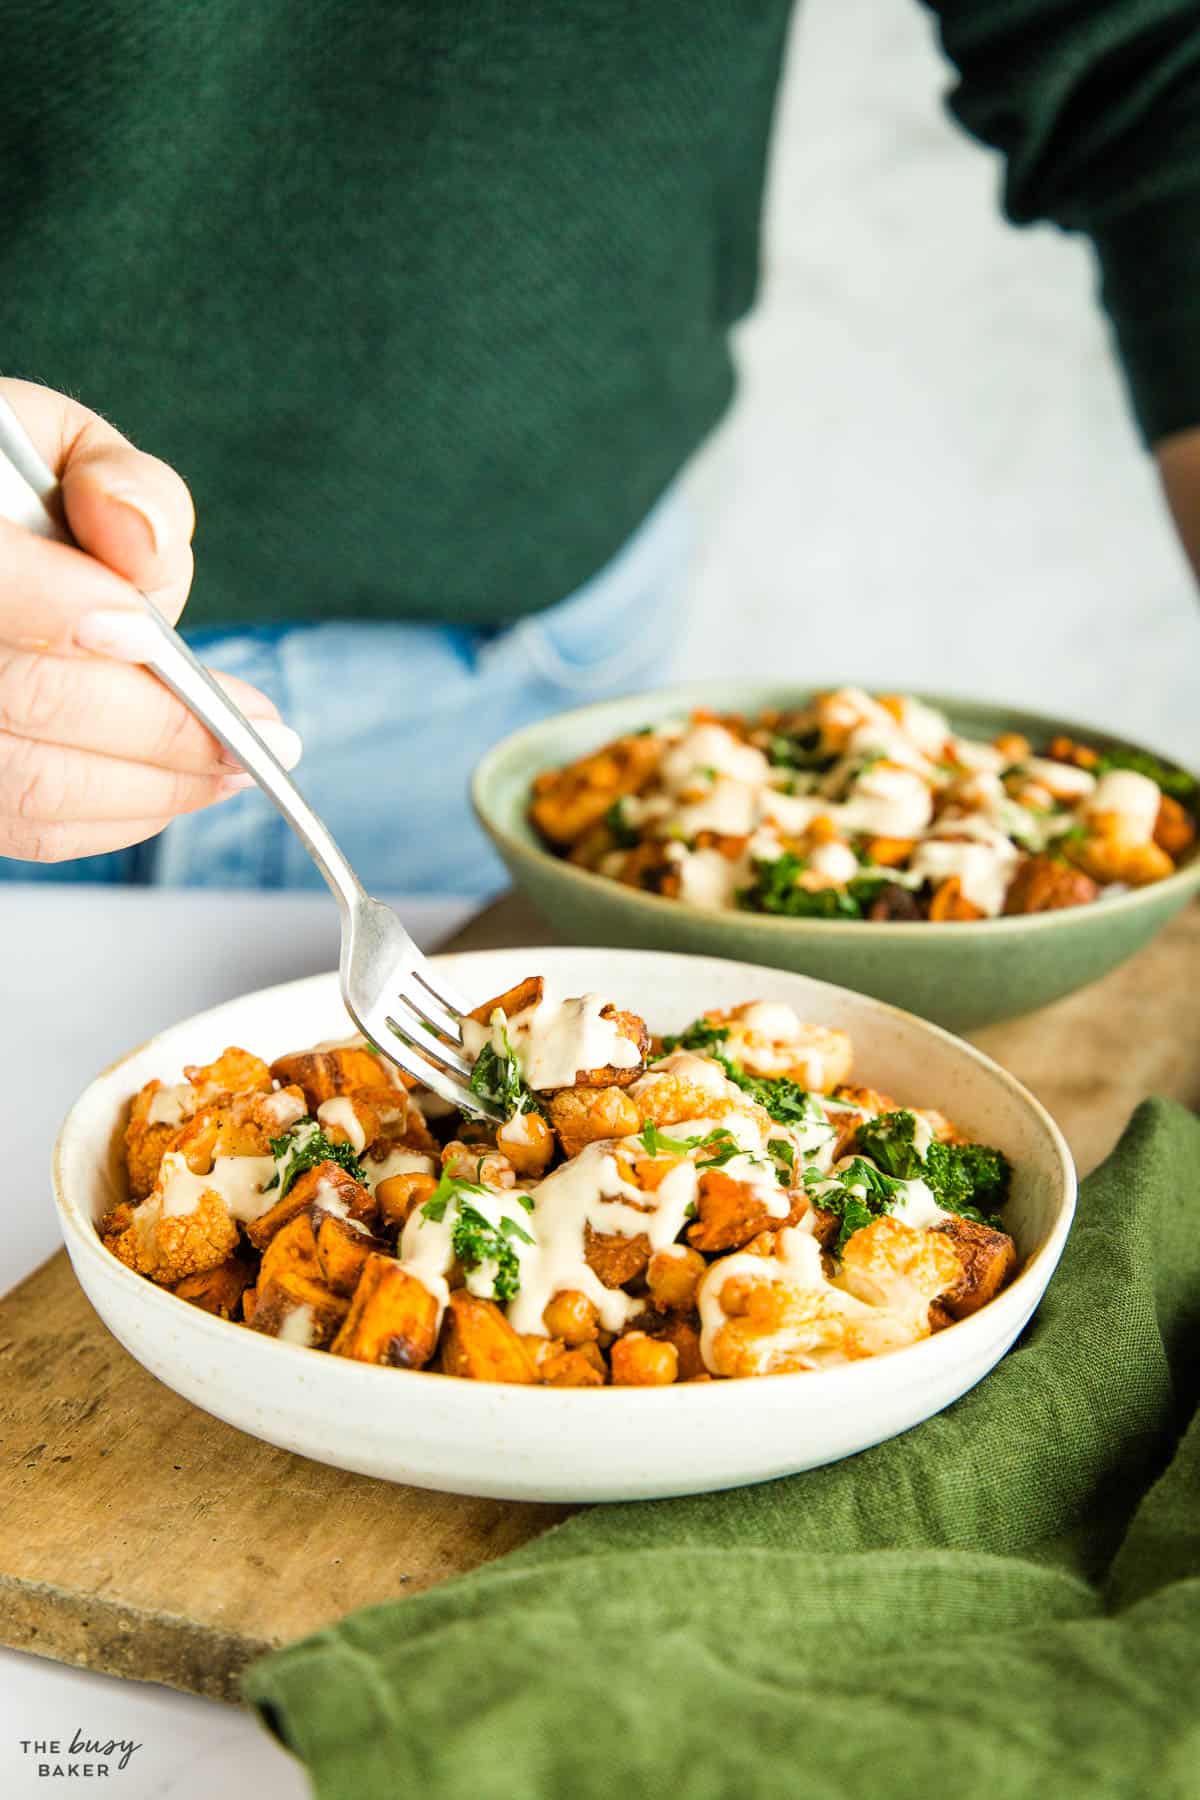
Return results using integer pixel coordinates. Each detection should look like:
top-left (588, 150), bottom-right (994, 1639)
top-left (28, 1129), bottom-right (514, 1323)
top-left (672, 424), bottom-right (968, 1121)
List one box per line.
top-left (244, 1099), bottom-right (1200, 1799)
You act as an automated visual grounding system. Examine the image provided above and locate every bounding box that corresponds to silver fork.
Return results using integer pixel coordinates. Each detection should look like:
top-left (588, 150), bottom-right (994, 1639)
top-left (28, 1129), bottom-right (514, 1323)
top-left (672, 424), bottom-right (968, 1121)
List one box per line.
top-left (0, 396), bottom-right (500, 1121)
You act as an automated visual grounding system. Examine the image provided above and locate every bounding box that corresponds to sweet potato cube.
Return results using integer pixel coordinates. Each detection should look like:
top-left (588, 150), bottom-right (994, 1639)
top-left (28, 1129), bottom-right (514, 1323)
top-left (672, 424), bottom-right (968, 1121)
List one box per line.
top-left (316, 1212), bottom-right (377, 1296)
top-left (245, 1160), bottom-right (376, 1250)
top-left (528, 733), bottom-right (664, 847)
top-left (440, 1291), bottom-right (538, 1384)
top-left (930, 1217), bottom-right (1018, 1324)
top-left (468, 976), bottom-right (543, 1025)
top-left (250, 1270), bottom-right (349, 1348)
top-left (172, 1255), bottom-right (255, 1320)
top-left (258, 1212), bottom-right (323, 1289)
top-left (687, 1171), bottom-right (777, 1254)
top-left (583, 1223), bottom-right (651, 1289)
top-left (269, 1046), bottom-right (395, 1109)
top-left (331, 1254), bottom-right (441, 1368)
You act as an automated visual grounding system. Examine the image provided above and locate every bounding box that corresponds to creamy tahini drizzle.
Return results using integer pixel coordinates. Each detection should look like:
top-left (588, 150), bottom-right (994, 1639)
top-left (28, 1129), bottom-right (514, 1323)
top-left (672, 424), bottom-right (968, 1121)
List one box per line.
top-left (462, 987), bottom-right (641, 1091)
top-left (157, 1150), bottom-right (277, 1221)
top-left (317, 1096), bottom-right (367, 1153)
top-left (602, 691), bottom-right (1160, 915)
top-left (1087, 769), bottom-right (1160, 842)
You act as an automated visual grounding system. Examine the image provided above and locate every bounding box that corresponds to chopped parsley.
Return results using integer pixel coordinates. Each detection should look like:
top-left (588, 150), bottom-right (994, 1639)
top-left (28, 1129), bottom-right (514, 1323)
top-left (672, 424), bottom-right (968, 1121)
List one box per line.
top-left (695, 1130), bottom-right (742, 1169)
top-left (854, 1110), bottom-right (1011, 1225)
top-left (265, 1120), bottom-right (368, 1198)
top-left (637, 1120), bottom-right (737, 1161)
top-left (768, 1138), bottom-right (795, 1185)
top-left (419, 1172), bottom-right (534, 1302)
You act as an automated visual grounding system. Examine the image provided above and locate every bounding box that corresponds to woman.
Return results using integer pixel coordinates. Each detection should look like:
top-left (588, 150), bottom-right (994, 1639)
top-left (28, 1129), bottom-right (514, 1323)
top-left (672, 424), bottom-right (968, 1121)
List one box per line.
top-left (1, 2), bottom-right (1197, 894)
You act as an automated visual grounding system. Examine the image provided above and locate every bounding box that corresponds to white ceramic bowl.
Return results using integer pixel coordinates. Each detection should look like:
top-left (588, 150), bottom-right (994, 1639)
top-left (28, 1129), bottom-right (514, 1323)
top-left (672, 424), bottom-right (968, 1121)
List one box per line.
top-left (53, 947), bottom-right (1075, 1503)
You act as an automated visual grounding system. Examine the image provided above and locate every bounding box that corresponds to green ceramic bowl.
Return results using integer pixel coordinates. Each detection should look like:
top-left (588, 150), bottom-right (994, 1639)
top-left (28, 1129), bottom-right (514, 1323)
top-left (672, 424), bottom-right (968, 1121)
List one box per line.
top-left (472, 683), bottom-right (1200, 1032)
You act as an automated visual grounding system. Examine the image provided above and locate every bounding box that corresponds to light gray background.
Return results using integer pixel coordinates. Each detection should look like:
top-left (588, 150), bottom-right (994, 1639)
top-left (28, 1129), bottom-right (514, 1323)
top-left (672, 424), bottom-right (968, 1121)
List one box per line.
top-left (680, 0), bottom-right (1199, 764)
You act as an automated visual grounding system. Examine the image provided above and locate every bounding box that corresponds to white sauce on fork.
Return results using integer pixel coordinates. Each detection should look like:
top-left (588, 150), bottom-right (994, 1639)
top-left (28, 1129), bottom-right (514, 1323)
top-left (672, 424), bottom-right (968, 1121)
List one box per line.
top-left (463, 987), bottom-right (642, 1091)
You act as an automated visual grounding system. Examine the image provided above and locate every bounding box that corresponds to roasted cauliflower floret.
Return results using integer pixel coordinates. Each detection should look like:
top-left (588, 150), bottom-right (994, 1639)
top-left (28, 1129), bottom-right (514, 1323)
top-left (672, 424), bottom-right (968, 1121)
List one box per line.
top-left (439, 1290), bottom-right (539, 1383)
top-left (104, 1179), bottom-right (240, 1286)
top-left (929, 1216), bottom-right (1018, 1324)
top-left (171, 1086), bottom-right (306, 1172)
top-left (183, 1047), bottom-right (273, 1101)
top-left (680, 1002), bottom-right (853, 1093)
top-left (124, 1081), bottom-right (188, 1200)
top-left (628, 1052), bottom-right (749, 1129)
top-left (548, 1085), bottom-right (640, 1158)
top-left (699, 1256), bottom-right (861, 1377)
top-left (834, 1216), bottom-right (964, 1333)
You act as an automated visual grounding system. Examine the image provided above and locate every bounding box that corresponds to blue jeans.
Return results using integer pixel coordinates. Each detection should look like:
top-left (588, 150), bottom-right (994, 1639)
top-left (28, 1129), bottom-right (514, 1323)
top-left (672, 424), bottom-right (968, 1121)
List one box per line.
top-left (1, 484), bottom-right (690, 895)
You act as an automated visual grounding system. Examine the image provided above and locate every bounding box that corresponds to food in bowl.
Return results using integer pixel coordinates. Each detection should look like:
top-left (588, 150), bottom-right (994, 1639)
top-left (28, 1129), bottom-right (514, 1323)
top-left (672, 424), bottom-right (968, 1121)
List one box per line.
top-left (99, 977), bottom-right (1020, 1385)
top-left (528, 686), bottom-right (1197, 921)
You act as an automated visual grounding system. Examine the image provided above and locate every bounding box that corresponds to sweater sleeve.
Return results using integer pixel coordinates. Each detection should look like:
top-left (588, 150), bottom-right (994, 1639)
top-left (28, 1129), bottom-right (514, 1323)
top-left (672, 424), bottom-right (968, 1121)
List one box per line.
top-left (922, 0), bottom-right (1200, 444)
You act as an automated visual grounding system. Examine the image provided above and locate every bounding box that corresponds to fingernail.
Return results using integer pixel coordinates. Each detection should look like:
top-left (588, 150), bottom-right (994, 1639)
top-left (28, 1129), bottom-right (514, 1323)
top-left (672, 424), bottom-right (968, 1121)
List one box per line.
top-left (217, 771), bottom-right (257, 796)
top-left (218, 719), bottom-right (303, 772)
top-left (75, 609), bottom-right (164, 661)
top-left (103, 485), bottom-right (169, 559)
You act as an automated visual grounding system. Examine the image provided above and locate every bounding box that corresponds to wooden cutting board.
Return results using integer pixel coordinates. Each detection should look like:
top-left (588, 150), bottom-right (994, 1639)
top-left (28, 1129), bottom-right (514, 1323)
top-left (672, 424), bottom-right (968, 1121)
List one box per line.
top-left (1, 899), bottom-right (1197, 1701)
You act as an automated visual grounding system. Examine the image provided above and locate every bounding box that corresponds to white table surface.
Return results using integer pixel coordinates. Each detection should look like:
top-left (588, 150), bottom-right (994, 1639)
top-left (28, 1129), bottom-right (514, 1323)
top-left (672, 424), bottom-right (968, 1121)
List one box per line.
top-left (0, 884), bottom-right (475, 1800)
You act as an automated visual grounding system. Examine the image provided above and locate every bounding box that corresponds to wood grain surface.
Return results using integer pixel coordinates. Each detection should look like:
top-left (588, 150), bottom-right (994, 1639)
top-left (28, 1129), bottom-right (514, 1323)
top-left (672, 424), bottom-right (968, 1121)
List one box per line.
top-left (1, 898), bottom-right (1195, 1701)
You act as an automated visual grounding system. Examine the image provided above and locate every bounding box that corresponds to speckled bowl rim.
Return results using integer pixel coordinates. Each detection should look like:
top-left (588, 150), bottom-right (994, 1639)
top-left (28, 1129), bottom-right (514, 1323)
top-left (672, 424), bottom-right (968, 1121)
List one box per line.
top-left (51, 948), bottom-right (1076, 1404)
top-left (472, 682), bottom-right (1200, 941)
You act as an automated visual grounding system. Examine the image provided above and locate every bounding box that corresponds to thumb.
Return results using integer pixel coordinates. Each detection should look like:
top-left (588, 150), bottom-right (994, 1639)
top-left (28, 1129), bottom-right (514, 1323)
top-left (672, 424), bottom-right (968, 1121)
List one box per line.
top-left (2, 378), bottom-right (196, 623)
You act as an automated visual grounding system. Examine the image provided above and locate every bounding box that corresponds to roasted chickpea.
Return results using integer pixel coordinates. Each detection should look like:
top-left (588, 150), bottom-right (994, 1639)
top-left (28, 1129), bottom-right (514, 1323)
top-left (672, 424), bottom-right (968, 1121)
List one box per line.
top-left (542, 1288), bottom-right (601, 1345)
top-left (496, 1109), bottom-right (556, 1177)
top-left (376, 1171), bottom-right (437, 1231)
top-left (540, 1347), bottom-right (606, 1387)
top-left (611, 1331), bottom-right (679, 1386)
top-left (646, 1246), bottom-right (706, 1312)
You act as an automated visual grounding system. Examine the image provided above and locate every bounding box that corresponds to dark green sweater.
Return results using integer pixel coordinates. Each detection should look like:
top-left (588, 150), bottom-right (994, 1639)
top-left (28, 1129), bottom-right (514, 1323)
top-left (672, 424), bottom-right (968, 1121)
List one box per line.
top-left (2, 2), bottom-right (1197, 628)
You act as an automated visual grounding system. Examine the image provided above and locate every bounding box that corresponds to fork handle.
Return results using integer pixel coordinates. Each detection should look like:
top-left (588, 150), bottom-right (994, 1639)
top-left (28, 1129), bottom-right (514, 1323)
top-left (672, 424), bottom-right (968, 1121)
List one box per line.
top-left (0, 396), bottom-right (364, 915)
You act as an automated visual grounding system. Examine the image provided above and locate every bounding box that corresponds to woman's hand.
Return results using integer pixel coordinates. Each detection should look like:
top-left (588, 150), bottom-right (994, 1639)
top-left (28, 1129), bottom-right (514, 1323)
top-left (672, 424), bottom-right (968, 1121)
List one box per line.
top-left (0, 378), bottom-right (300, 865)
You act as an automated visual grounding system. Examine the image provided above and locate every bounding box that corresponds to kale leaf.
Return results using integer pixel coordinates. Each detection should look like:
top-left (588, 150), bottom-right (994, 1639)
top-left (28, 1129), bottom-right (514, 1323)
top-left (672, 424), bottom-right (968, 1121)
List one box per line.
top-left (855, 1109), bottom-right (1010, 1225)
top-left (660, 1018), bottom-right (732, 1055)
top-left (467, 1027), bottom-right (541, 1120)
top-left (1093, 747), bottom-right (1197, 805)
top-left (419, 1172), bottom-right (533, 1303)
top-left (736, 853), bottom-right (887, 919)
top-left (266, 1121), bottom-right (368, 1198)
top-left (805, 1157), bottom-right (907, 1254)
